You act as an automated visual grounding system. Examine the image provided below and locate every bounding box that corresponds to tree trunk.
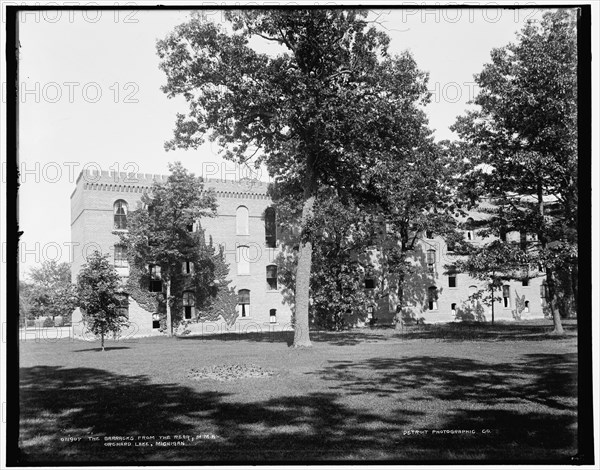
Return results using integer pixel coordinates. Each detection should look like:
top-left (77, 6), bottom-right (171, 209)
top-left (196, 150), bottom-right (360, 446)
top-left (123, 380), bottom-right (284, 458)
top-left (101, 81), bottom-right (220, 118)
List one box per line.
top-left (490, 285), bottom-right (495, 325)
top-left (293, 159), bottom-right (316, 348)
top-left (547, 267), bottom-right (564, 335)
top-left (101, 332), bottom-right (105, 352)
top-left (394, 272), bottom-right (405, 331)
top-left (166, 279), bottom-right (173, 337)
top-left (537, 181), bottom-right (564, 335)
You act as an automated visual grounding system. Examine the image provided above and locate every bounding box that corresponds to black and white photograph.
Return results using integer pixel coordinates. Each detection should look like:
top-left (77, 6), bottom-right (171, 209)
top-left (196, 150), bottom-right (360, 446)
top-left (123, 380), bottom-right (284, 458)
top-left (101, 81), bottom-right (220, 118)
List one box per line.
top-left (2, 1), bottom-right (597, 466)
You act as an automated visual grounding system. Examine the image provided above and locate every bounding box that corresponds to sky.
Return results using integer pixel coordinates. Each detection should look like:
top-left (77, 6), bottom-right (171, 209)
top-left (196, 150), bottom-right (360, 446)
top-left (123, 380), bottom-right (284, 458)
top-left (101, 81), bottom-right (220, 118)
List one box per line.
top-left (10, 4), bottom-right (574, 277)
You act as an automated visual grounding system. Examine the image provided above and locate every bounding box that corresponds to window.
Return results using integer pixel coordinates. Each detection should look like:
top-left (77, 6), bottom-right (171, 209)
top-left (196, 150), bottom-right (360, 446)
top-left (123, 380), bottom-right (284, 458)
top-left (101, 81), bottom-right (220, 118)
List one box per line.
top-left (115, 293), bottom-right (129, 319)
top-left (502, 285), bottom-right (510, 308)
top-left (114, 244), bottom-right (128, 267)
top-left (152, 313), bottom-right (160, 329)
top-left (365, 266), bottom-right (375, 289)
top-left (183, 291), bottom-right (195, 320)
top-left (451, 303), bottom-right (457, 316)
top-left (182, 260), bottom-right (195, 275)
top-left (465, 217), bottom-right (474, 241)
top-left (265, 207), bottom-right (276, 248)
top-left (269, 308), bottom-right (277, 324)
top-left (426, 249), bottom-right (436, 273)
top-left (499, 226), bottom-right (507, 242)
top-left (236, 206), bottom-right (249, 235)
top-left (448, 266), bottom-right (457, 288)
top-left (237, 246), bottom-right (250, 275)
top-left (186, 222), bottom-right (194, 232)
top-left (266, 265), bottom-right (278, 290)
top-left (540, 281), bottom-right (548, 305)
top-left (524, 300), bottom-right (530, 313)
top-left (114, 200), bottom-right (128, 230)
top-left (238, 289), bottom-right (250, 317)
top-left (366, 305), bottom-right (374, 320)
top-left (149, 264), bottom-right (162, 292)
top-left (469, 285), bottom-right (478, 307)
top-left (425, 230), bottom-right (434, 239)
top-left (427, 286), bottom-right (438, 310)
top-left (520, 231), bottom-right (527, 250)
top-left (538, 263), bottom-right (546, 273)
top-left (522, 278), bottom-right (529, 287)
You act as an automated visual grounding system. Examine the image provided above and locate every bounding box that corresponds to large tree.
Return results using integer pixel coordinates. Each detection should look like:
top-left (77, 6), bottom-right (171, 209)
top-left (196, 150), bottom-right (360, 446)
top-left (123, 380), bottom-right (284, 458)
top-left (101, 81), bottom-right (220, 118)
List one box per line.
top-left (157, 10), bottom-right (431, 346)
top-left (274, 188), bottom-right (380, 331)
top-left (27, 260), bottom-right (77, 321)
top-left (76, 252), bottom-right (128, 351)
top-left (371, 139), bottom-right (472, 328)
top-left (118, 162), bottom-right (219, 336)
top-left (452, 9), bottom-right (578, 334)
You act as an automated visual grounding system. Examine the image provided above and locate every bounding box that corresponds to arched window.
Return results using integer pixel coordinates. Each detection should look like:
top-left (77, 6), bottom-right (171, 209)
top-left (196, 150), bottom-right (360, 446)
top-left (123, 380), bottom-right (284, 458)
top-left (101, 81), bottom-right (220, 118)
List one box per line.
top-left (238, 289), bottom-right (250, 317)
top-left (502, 285), bottom-right (511, 308)
top-left (114, 200), bottom-right (128, 230)
top-left (451, 303), bottom-right (457, 316)
top-left (183, 291), bottom-right (195, 320)
top-left (427, 286), bottom-right (438, 310)
top-left (465, 217), bottom-right (475, 241)
top-left (152, 313), bottom-right (160, 329)
top-left (266, 265), bottom-right (278, 290)
top-left (236, 206), bottom-right (249, 235)
top-left (524, 300), bottom-right (530, 313)
top-left (237, 246), bottom-right (250, 275)
top-left (426, 249), bottom-right (436, 273)
top-left (269, 308), bottom-right (277, 324)
top-left (365, 266), bottom-right (375, 289)
top-left (265, 207), bottom-right (276, 248)
top-left (469, 285), bottom-right (478, 307)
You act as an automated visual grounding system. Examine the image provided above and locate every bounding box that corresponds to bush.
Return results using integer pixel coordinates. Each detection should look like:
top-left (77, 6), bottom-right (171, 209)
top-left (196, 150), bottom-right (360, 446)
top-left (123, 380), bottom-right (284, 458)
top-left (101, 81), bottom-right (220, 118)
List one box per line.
top-left (42, 317), bottom-right (55, 328)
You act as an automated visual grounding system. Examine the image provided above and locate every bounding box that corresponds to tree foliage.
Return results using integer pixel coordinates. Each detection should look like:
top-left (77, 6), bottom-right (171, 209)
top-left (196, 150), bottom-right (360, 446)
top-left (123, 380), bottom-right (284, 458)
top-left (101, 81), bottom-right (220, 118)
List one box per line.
top-left (451, 239), bottom-right (532, 324)
top-left (26, 260), bottom-right (77, 321)
top-left (451, 10), bottom-right (578, 333)
top-left (76, 252), bottom-right (129, 351)
top-left (157, 10), bottom-right (432, 345)
top-left (118, 162), bottom-right (236, 335)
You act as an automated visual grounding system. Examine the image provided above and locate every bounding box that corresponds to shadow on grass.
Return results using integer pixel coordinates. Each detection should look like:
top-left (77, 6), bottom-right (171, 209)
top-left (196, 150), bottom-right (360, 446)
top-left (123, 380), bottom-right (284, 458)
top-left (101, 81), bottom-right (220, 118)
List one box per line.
top-left (18, 366), bottom-right (422, 463)
top-left (174, 321), bottom-right (577, 346)
top-left (71, 346), bottom-right (132, 352)
top-left (393, 321), bottom-right (578, 343)
top-left (175, 329), bottom-right (395, 346)
top-left (310, 352), bottom-right (578, 460)
top-left (19, 346), bottom-right (578, 462)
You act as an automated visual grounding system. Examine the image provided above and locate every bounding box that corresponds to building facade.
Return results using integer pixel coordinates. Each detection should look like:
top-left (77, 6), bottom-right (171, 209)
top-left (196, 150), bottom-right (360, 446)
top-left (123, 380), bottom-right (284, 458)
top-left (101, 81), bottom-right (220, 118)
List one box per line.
top-left (70, 169), bottom-right (293, 338)
top-left (70, 169), bottom-right (545, 338)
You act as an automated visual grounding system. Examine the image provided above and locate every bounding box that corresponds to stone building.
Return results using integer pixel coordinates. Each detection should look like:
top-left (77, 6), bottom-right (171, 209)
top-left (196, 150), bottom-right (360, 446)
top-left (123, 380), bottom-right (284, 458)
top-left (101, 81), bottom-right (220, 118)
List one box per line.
top-left (70, 169), bottom-right (545, 338)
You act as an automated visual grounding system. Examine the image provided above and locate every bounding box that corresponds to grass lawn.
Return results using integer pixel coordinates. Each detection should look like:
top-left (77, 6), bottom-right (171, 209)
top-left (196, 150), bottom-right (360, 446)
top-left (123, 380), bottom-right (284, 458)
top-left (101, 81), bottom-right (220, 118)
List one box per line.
top-left (18, 319), bottom-right (579, 463)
